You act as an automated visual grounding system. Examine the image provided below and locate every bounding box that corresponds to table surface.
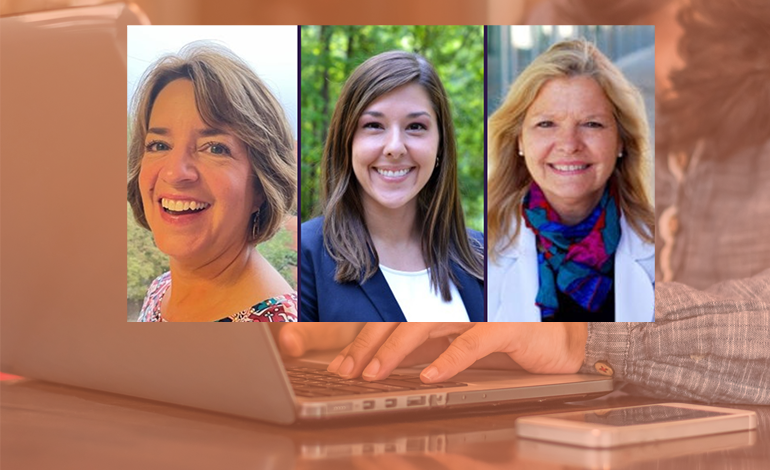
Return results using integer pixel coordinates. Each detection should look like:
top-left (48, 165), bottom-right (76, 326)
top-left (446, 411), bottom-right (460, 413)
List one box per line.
top-left (2, 378), bottom-right (768, 470)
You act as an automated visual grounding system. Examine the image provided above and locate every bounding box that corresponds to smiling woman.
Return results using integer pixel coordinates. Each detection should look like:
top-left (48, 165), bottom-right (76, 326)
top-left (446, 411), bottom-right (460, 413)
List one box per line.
top-left (127, 43), bottom-right (298, 322)
top-left (488, 38), bottom-right (654, 322)
top-left (300, 50), bottom-right (484, 322)
top-left (351, 83), bottom-right (439, 220)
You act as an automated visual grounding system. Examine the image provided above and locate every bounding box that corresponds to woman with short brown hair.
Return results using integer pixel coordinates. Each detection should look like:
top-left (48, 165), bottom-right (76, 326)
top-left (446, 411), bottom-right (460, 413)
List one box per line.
top-left (128, 43), bottom-right (297, 322)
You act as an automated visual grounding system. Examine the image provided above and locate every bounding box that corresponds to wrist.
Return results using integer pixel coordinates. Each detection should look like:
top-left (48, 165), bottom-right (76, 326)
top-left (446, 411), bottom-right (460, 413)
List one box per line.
top-left (580, 322), bottom-right (632, 379)
top-left (567, 322), bottom-right (588, 372)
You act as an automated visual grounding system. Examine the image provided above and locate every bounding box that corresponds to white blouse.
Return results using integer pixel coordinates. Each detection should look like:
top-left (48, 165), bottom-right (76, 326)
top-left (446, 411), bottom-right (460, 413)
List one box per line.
top-left (379, 265), bottom-right (470, 322)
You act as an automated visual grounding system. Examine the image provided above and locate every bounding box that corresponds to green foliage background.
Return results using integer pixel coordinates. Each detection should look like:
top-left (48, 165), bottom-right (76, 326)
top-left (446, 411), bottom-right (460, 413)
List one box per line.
top-left (300, 25), bottom-right (485, 231)
top-left (127, 202), bottom-right (169, 302)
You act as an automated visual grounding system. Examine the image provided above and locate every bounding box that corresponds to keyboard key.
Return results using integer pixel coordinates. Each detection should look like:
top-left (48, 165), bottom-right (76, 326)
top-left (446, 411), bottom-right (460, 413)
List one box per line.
top-left (303, 380), bottom-right (330, 387)
top-left (307, 370), bottom-right (339, 377)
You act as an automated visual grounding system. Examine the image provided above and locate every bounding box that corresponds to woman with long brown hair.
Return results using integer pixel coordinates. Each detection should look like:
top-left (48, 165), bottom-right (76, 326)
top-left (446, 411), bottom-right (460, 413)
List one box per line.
top-left (300, 51), bottom-right (484, 322)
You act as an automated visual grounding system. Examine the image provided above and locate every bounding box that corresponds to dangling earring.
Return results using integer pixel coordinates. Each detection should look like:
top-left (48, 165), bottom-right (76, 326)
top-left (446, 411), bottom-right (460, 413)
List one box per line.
top-left (435, 157), bottom-right (440, 169)
top-left (251, 208), bottom-right (261, 240)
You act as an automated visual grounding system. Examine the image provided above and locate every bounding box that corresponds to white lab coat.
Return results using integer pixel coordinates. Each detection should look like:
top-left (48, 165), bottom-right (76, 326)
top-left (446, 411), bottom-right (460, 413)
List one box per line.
top-left (488, 215), bottom-right (655, 322)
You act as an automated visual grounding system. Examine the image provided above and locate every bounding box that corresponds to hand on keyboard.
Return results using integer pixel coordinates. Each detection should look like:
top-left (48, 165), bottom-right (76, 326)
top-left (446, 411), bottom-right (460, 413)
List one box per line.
top-left (327, 323), bottom-right (588, 384)
top-left (286, 367), bottom-right (467, 397)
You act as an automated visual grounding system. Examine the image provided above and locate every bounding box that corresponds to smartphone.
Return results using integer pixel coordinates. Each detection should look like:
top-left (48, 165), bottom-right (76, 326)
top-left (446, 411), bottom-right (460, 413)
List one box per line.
top-left (517, 429), bottom-right (756, 467)
top-left (516, 403), bottom-right (757, 448)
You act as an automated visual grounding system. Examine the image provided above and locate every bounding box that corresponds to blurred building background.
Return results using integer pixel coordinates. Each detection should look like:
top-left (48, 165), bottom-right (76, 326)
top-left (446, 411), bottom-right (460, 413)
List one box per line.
top-left (487, 25), bottom-right (654, 116)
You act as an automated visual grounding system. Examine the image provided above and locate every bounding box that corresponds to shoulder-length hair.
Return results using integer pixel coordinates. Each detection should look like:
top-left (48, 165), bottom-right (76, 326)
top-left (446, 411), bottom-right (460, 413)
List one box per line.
top-left (127, 42), bottom-right (296, 245)
top-left (488, 38), bottom-right (654, 260)
top-left (321, 50), bottom-right (483, 301)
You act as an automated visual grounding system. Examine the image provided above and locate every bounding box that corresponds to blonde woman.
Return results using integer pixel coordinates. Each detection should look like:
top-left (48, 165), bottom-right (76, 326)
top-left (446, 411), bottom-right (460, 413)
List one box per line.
top-left (488, 39), bottom-right (654, 322)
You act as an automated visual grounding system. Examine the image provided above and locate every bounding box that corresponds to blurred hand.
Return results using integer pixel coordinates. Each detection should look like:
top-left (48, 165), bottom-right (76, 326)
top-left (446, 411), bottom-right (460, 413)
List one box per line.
top-left (278, 322), bottom-right (364, 357)
top-left (327, 322), bottom-right (588, 383)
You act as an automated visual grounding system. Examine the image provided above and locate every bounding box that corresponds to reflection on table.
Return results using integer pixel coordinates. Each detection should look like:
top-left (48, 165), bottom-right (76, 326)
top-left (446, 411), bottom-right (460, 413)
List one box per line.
top-left (2, 378), bottom-right (768, 469)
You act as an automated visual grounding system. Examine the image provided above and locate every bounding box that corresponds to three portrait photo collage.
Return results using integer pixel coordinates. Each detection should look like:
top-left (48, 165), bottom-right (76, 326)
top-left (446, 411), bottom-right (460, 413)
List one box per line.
top-left (127, 24), bottom-right (656, 324)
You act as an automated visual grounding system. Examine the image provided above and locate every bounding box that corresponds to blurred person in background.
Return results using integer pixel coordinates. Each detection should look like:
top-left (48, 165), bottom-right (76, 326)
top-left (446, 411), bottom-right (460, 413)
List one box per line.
top-left (655, 0), bottom-right (770, 286)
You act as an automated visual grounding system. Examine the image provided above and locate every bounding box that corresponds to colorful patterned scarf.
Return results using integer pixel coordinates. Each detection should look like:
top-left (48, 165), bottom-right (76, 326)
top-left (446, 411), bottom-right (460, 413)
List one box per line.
top-left (522, 182), bottom-right (621, 320)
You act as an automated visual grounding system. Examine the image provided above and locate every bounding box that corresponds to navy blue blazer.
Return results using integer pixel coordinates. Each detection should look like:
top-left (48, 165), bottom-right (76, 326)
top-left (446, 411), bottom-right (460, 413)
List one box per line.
top-left (300, 217), bottom-right (485, 322)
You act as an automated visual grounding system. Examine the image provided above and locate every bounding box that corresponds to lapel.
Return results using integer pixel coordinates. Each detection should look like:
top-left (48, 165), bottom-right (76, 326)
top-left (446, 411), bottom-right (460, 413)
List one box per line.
top-left (495, 216), bottom-right (654, 322)
top-left (614, 216), bottom-right (655, 322)
top-left (358, 269), bottom-right (407, 322)
top-left (453, 262), bottom-right (485, 322)
top-left (495, 225), bottom-right (541, 322)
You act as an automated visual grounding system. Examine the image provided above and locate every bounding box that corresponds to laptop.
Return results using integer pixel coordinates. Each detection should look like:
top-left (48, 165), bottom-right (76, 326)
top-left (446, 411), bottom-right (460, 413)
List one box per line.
top-left (0, 3), bottom-right (612, 425)
top-left (277, 328), bottom-right (613, 423)
top-left (3, 320), bottom-right (612, 424)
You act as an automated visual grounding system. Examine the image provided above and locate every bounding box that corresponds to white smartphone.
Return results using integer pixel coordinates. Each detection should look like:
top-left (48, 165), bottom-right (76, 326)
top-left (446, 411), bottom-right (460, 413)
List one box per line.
top-left (516, 403), bottom-right (757, 448)
top-left (517, 429), bottom-right (757, 467)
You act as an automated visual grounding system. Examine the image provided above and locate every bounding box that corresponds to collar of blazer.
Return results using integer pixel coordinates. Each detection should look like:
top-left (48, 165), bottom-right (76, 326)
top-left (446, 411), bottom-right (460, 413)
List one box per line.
top-left (359, 259), bottom-right (485, 322)
top-left (491, 214), bottom-right (654, 322)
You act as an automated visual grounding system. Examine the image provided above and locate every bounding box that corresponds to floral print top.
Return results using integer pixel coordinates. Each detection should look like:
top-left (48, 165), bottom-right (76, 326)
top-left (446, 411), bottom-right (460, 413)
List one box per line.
top-left (137, 272), bottom-right (298, 322)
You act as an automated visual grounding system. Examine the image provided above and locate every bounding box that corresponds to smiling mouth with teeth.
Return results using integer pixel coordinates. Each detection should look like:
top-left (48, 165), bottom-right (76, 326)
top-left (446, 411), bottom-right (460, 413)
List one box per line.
top-left (160, 198), bottom-right (210, 215)
top-left (376, 168), bottom-right (412, 178)
top-left (550, 164), bottom-right (590, 172)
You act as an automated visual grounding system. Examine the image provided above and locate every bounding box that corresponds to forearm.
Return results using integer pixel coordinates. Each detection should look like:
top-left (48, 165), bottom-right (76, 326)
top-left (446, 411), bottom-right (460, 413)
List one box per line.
top-left (580, 269), bottom-right (770, 404)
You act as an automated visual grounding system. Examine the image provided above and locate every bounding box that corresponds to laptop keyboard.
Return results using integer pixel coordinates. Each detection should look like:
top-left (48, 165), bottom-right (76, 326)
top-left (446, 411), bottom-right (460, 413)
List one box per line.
top-left (287, 367), bottom-right (468, 398)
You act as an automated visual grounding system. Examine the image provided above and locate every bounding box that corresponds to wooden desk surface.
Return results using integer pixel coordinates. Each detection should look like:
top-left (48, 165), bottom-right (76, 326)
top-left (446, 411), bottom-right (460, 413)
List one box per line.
top-left (2, 378), bottom-right (768, 469)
